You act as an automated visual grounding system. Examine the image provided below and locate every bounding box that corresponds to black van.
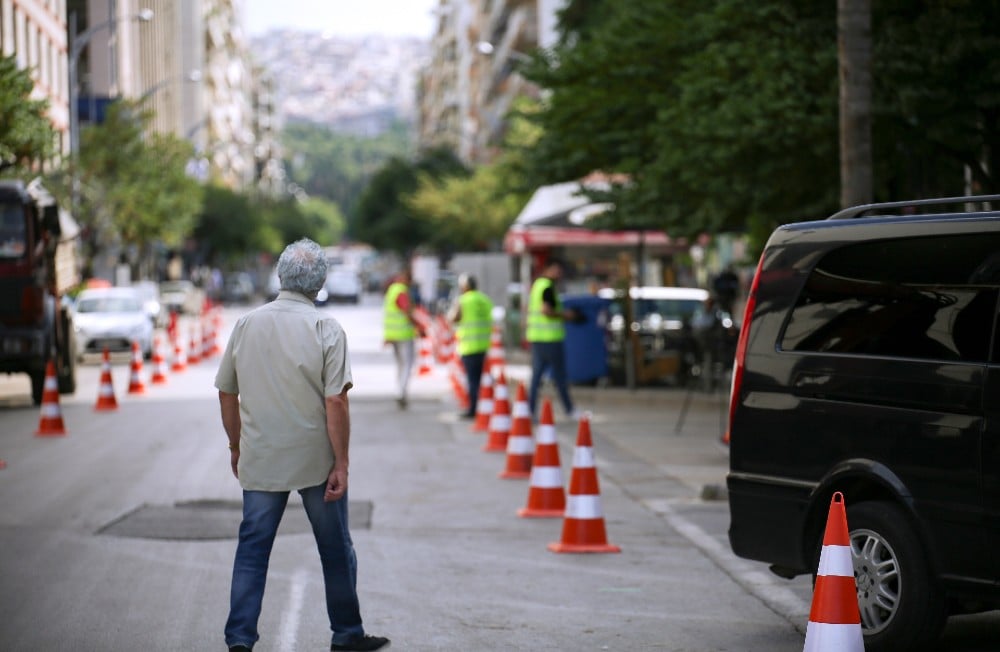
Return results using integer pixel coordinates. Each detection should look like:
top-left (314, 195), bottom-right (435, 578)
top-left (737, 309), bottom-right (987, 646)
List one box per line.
top-left (726, 195), bottom-right (1000, 651)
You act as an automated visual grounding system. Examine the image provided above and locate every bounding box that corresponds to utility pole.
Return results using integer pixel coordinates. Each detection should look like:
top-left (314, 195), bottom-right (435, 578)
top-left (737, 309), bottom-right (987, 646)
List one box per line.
top-left (838, 0), bottom-right (873, 208)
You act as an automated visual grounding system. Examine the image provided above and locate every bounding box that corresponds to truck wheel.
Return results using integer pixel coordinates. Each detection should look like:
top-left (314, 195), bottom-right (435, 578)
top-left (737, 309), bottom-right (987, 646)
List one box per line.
top-left (30, 370), bottom-right (45, 406)
top-left (848, 501), bottom-right (945, 652)
top-left (58, 351), bottom-right (77, 394)
top-left (57, 310), bottom-right (77, 394)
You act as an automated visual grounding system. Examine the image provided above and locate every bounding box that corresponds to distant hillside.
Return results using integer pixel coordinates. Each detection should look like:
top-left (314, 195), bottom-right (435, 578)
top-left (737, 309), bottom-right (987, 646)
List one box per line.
top-left (251, 29), bottom-right (429, 136)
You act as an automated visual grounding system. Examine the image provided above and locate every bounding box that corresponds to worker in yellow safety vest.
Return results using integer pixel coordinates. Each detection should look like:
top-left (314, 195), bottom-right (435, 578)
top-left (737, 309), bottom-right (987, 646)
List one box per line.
top-left (526, 259), bottom-right (581, 420)
top-left (383, 269), bottom-right (421, 409)
top-left (448, 274), bottom-right (494, 419)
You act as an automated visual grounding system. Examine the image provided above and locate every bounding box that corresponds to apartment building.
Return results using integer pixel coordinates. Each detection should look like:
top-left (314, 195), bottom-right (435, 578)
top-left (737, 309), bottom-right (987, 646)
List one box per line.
top-left (0, 0), bottom-right (71, 159)
top-left (418, 0), bottom-right (563, 165)
top-left (68, 0), bottom-right (279, 192)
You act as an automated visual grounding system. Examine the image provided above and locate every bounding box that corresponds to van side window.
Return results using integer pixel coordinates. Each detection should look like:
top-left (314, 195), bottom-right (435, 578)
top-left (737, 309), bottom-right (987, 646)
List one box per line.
top-left (780, 234), bottom-right (1000, 362)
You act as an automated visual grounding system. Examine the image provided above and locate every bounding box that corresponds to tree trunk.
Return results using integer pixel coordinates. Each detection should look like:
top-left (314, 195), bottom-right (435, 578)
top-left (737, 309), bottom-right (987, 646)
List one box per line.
top-left (838, 0), bottom-right (873, 208)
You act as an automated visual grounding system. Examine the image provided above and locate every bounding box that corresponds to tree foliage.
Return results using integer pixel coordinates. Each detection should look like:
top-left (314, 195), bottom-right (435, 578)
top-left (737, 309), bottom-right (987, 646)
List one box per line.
top-left (0, 54), bottom-right (54, 172)
top-left (525, 0), bottom-right (1000, 248)
top-left (406, 99), bottom-right (541, 252)
top-left (71, 101), bottom-right (203, 252)
top-left (352, 146), bottom-right (469, 255)
top-left (282, 120), bottom-right (412, 233)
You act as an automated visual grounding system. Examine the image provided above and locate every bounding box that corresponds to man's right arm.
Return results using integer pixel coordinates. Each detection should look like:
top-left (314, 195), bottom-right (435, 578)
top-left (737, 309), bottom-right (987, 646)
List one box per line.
top-left (218, 391), bottom-right (241, 478)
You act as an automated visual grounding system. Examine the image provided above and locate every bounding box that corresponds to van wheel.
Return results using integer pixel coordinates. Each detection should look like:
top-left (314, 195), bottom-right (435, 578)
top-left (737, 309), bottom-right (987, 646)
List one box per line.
top-left (848, 501), bottom-right (945, 652)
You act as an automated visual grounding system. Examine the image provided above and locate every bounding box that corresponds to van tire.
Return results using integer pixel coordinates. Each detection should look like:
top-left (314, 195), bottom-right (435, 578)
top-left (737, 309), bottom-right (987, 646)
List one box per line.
top-left (848, 501), bottom-right (945, 652)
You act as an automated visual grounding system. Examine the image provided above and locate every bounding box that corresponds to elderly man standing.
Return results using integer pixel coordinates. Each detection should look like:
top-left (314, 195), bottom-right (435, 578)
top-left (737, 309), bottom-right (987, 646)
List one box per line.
top-left (215, 239), bottom-right (389, 652)
top-left (448, 274), bottom-right (494, 419)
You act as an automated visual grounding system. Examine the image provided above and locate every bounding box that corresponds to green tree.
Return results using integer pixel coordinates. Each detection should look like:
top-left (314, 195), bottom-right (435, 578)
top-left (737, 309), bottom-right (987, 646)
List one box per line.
top-left (525, 0), bottom-right (998, 251)
top-left (282, 120), bottom-right (412, 233)
top-left (0, 54), bottom-right (54, 172)
top-left (48, 101), bottom-right (202, 274)
top-left (194, 184), bottom-right (281, 267)
top-left (353, 146), bottom-right (469, 255)
top-left (406, 99), bottom-right (540, 251)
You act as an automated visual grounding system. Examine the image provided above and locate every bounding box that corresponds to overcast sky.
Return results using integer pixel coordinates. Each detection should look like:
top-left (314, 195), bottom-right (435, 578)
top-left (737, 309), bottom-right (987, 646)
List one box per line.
top-left (241, 0), bottom-right (439, 38)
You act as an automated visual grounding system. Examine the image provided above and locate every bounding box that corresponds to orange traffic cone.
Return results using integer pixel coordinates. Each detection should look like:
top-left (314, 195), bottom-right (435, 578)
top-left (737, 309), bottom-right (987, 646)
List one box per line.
top-left (471, 368), bottom-right (494, 432)
top-left (417, 337), bottom-right (433, 376)
top-left (200, 314), bottom-right (213, 360)
top-left (171, 333), bottom-right (187, 373)
top-left (127, 340), bottom-right (146, 395)
top-left (150, 335), bottom-right (168, 384)
top-left (483, 370), bottom-right (511, 452)
top-left (448, 352), bottom-right (469, 411)
top-left (485, 323), bottom-right (505, 374)
top-left (35, 360), bottom-right (67, 436)
top-left (548, 415), bottom-right (620, 553)
top-left (499, 382), bottom-right (534, 479)
top-left (803, 492), bottom-right (863, 652)
top-left (518, 399), bottom-right (565, 517)
top-left (187, 324), bottom-right (201, 364)
top-left (434, 316), bottom-right (453, 364)
top-left (208, 308), bottom-right (222, 356)
top-left (94, 348), bottom-right (119, 411)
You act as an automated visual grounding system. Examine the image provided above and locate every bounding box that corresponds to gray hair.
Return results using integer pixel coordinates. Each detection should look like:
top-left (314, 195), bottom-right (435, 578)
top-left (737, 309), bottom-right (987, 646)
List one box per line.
top-left (277, 238), bottom-right (327, 298)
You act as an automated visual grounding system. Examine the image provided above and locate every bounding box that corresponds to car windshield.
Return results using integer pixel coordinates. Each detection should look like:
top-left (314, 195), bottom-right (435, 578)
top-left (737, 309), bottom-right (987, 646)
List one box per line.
top-left (0, 203), bottom-right (27, 260)
top-left (77, 297), bottom-right (143, 313)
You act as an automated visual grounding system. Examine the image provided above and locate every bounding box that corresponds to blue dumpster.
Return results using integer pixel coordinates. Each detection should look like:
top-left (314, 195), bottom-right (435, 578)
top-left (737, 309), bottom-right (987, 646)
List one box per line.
top-left (562, 294), bottom-right (611, 384)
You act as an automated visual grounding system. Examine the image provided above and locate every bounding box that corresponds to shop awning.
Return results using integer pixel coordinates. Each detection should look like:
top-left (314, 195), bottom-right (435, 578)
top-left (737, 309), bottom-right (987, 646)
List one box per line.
top-left (504, 179), bottom-right (673, 253)
top-left (504, 224), bottom-right (672, 253)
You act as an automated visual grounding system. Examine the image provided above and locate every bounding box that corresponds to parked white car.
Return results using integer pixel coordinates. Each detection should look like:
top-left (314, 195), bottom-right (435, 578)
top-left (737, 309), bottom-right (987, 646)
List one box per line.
top-left (73, 287), bottom-right (154, 359)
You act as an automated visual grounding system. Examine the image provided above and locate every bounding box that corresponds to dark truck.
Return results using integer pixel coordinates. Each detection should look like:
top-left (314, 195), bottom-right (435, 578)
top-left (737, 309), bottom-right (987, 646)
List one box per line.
top-left (0, 179), bottom-right (78, 404)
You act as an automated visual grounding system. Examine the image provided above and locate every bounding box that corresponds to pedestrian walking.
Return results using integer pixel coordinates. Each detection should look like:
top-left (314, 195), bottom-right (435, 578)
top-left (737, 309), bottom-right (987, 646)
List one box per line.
top-left (215, 238), bottom-right (389, 652)
top-left (448, 274), bottom-right (494, 419)
top-left (526, 258), bottom-right (580, 420)
top-left (382, 269), bottom-right (421, 409)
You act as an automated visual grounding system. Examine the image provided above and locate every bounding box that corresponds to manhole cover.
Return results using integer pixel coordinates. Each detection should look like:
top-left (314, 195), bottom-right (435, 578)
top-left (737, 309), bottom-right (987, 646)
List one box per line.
top-left (98, 499), bottom-right (373, 540)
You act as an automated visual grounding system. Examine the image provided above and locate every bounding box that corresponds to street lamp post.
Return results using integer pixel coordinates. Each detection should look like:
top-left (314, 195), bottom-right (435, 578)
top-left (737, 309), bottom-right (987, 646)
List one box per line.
top-left (67, 8), bottom-right (154, 210)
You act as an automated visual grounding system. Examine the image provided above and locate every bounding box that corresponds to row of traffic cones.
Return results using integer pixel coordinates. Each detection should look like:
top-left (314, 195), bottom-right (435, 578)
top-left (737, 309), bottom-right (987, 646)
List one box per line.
top-left (463, 347), bottom-right (621, 554)
top-left (484, 319), bottom-right (864, 645)
top-left (31, 317), bottom-right (219, 439)
top-left (455, 329), bottom-right (862, 650)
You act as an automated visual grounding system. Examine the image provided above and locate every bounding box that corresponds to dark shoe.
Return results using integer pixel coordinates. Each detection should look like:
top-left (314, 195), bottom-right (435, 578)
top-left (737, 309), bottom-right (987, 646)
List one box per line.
top-left (330, 634), bottom-right (390, 651)
top-left (458, 412), bottom-right (475, 420)
top-left (229, 646), bottom-right (252, 652)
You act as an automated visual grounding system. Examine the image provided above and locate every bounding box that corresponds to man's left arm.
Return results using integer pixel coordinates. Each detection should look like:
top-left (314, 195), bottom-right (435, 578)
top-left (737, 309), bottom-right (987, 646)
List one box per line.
top-left (324, 389), bottom-right (351, 502)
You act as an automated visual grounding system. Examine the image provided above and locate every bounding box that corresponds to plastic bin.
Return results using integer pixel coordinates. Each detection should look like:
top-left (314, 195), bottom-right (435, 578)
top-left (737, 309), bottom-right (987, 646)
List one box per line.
top-left (562, 294), bottom-right (611, 384)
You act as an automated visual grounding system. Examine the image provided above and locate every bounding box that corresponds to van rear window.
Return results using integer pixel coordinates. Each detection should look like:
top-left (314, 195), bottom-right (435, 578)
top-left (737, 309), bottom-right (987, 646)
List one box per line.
top-left (780, 234), bottom-right (1000, 363)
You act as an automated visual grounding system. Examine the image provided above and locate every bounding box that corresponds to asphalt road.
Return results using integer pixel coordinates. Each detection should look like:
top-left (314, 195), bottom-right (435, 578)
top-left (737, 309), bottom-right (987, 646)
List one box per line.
top-left (1, 298), bottom-right (998, 651)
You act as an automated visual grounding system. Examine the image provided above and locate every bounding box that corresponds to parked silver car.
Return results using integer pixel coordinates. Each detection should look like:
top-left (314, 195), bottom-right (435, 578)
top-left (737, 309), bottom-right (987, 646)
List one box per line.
top-left (73, 287), bottom-right (154, 359)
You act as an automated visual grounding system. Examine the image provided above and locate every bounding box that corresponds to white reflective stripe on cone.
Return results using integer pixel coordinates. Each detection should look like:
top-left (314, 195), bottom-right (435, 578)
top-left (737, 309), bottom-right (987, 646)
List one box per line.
top-left (490, 415), bottom-right (511, 430)
top-left (572, 446), bottom-right (595, 468)
top-left (529, 466), bottom-right (562, 488)
top-left (803, 621), bottom-right (865, 652)
top-left (817, 544), bottom-right (854, 577)
top-left (511, 402), bottom-right (529, 418)
top-left (536, 424), bottom-right (556, 443)
top-left (565, 494), bottom-right (603, 519)
top-left (40, 404), bottom-right (61, 417)
top-left (507, 436), bottom-right (533, 454)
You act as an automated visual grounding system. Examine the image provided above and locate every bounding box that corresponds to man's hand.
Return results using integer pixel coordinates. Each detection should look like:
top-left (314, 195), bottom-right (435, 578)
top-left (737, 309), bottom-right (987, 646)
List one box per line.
top-left (230, 449), bottom-right (240, 479)
top-left (324, 466), bottom-right (348, 502)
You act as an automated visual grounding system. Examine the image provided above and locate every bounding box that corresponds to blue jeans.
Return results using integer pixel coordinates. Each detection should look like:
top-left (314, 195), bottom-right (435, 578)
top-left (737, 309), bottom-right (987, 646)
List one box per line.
top-left (225, 484), bottom-right (364, 649)
top-left (528, 340), bottom-right (574, 418)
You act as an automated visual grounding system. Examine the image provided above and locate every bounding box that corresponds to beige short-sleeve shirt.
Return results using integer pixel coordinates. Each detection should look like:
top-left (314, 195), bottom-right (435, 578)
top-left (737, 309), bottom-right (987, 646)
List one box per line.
top-left (214, 291), bottom-right (353, 491)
